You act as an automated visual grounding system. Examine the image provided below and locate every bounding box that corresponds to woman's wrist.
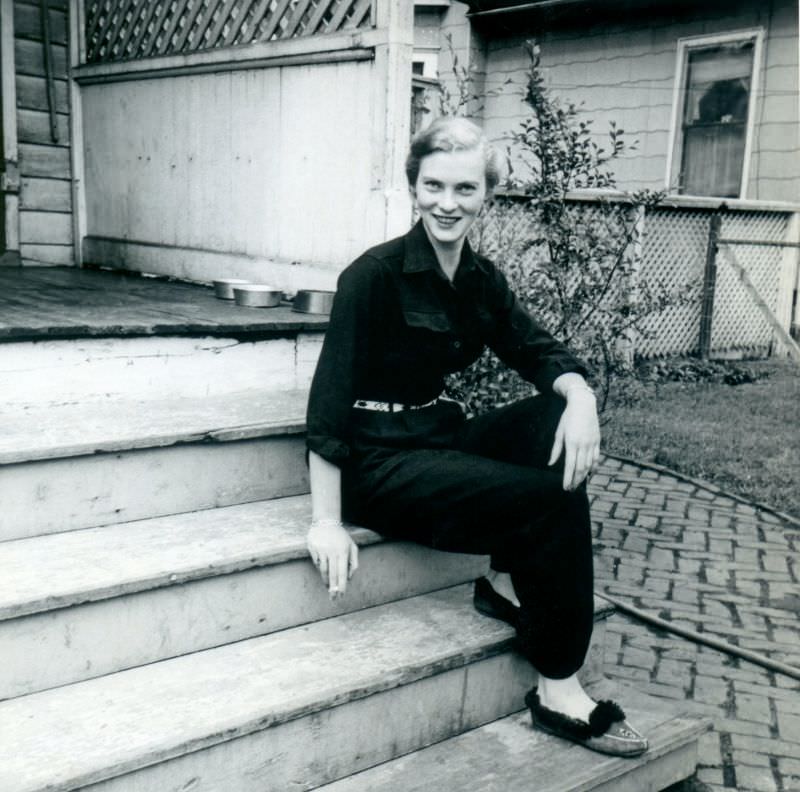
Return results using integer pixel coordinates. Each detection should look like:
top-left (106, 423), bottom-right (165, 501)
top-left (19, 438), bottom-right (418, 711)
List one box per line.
top-left (310, 516), bottom-right (344, 530)
top-left (563, 384), bottom-right (596, 401)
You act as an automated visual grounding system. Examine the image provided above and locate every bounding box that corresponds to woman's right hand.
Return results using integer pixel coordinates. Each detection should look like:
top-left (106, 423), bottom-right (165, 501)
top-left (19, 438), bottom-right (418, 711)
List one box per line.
top-left (307, 518), bottom-right (359, 598)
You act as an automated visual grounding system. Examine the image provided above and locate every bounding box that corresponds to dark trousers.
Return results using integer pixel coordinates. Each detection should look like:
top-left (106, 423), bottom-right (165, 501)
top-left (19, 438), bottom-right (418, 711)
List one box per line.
top-left (342, 394), bottom-right (595, 679)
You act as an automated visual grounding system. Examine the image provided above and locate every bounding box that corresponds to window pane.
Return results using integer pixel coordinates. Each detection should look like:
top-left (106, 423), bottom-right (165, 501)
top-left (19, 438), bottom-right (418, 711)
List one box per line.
top-left (679, 40), bottom-right (754, 197)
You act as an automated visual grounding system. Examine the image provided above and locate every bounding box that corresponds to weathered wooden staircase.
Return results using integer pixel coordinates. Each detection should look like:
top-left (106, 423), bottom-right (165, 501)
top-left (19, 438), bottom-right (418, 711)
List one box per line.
top-left (0, 276), bottom-right (708, 791)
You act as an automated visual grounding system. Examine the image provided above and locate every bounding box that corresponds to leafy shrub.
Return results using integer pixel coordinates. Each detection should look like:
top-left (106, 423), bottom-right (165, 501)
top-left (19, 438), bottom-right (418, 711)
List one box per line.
top-left (443, 43), bottom-right (697, 415)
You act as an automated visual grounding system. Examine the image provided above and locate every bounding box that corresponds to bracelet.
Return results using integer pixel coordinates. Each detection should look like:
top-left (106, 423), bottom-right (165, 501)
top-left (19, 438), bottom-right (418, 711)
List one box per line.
top-left (311, 517), bottom-right (344, 529)
top-left (563, 385), bottom-right (596, 398)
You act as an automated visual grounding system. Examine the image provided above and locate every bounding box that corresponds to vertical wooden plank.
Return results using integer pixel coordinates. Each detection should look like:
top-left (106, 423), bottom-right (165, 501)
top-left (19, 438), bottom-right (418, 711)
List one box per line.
top-left (1, 0), bottom-right (21, 260)
top-left (698, 210), bottom-right (721, 359)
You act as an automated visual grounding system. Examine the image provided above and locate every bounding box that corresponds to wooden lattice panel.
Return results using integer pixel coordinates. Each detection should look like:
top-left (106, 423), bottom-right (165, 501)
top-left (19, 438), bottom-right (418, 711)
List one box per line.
top-left (637, 207), bottom-right (708, 358)
top-left (711, 211), bottom-right (791, 353)
top-left (85, 0), bottom-right (375, 64)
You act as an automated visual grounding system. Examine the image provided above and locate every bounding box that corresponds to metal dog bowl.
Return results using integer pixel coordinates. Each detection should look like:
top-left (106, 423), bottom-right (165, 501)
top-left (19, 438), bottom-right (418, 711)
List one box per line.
top-left (292, 289), bottom-right (335, 315)
top-left (233, 284), bottom-right (282, 308)
top-left (213, 278), bottom-right (249, 299)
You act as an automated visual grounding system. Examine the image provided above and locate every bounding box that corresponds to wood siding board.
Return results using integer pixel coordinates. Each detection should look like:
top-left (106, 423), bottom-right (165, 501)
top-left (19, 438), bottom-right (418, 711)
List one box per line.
top-left (14, 37), bottom-right (68, 77)
top-left (20, 176), bottom-right (72, 211)
top-left (15, 0), bottom-right (68, 10)
top-left (259, 0), bottom-right (293, 42)
top-left (17, 107), bottom-right (70, 145)
top-left (15, 74), bottom-right (69, 113)
top-left (19, 242), bottom-right (73, 264)
top-left (19, 209), bottom-right (73, 244)
top-left (18, 141), bottom-right (70, 178)
top-left (204, 0), bottom-right (241, 52)
top-left (14, 3), bottom-right (67, 45)
top-left (280, 0), bottom-right (314, 40)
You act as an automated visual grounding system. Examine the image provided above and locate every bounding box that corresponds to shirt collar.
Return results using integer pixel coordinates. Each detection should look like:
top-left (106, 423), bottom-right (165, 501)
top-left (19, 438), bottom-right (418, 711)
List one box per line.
top-left (403, 219), bottom-right (480, 281)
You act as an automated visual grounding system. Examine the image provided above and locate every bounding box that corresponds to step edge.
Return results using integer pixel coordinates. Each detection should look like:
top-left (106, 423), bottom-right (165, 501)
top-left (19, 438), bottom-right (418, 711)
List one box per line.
top-left (0, 524), bottom-right (382, 621)
top-left (0, 417), bottom-right (308, 466)
top-left (313, 698), bottom-right (711, 792)
top-left (12, 629), bottom-right (517, 792)
top-left (569, 713), bottom-right (712, 792)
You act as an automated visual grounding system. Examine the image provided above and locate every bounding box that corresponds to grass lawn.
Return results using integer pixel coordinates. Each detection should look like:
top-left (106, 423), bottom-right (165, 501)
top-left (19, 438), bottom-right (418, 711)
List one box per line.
top-left (602, 357), bottom-right (800, 519)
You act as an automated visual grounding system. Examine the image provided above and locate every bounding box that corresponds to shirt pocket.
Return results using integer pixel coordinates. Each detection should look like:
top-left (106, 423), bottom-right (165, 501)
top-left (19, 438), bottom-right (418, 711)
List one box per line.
top-left (401, 309), bottom-right (452, 334)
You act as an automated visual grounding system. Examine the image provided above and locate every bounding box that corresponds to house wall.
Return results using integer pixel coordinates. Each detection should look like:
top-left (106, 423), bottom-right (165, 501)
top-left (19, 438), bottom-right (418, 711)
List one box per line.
top-left (478, 0), bottom-right (799, 203)
top-left (78, 3), bottom-right (415, 290)
top-left (82, 60), bottom-right (380, 283)
top-left (13, 0), bottom-right (74, 265)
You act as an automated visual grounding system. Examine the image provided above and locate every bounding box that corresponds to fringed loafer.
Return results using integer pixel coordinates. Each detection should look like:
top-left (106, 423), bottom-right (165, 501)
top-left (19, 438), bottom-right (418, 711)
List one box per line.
top-left (525, 687), bottom-right (648, 757)
top-left (473, 576), bottom-right (520, 629)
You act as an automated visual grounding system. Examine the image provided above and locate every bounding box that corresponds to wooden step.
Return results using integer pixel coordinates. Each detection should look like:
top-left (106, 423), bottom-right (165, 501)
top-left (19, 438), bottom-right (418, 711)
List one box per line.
top-left (0, 496), bottom-right (488, 698)
top-left (0, 390), bottom-right (309, 539)
top-left (0, 585), bottom-right (611, 792)
top-left (0, 332), bottom-right (323, 407)
top-left (315, 681), bottom-right (711, 792)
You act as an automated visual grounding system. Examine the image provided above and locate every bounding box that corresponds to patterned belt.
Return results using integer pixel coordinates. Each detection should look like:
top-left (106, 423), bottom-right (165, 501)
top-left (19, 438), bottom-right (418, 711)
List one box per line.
top-left (353, 396), bottom-right (458, 413)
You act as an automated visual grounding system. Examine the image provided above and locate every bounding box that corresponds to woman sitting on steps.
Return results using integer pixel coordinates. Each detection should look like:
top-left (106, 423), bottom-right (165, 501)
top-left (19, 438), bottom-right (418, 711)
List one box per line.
top-left (304, 116), bottom-right (648, 758)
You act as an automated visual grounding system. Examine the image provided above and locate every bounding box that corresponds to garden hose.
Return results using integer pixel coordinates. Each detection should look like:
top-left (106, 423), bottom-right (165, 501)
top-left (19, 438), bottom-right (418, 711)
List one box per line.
top-left (598, 591), bottom-right (800, 681)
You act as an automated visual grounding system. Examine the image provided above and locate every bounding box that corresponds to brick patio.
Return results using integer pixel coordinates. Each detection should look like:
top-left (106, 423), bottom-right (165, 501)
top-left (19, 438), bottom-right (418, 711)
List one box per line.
top-left (590, 457), bottom-right (800, 792)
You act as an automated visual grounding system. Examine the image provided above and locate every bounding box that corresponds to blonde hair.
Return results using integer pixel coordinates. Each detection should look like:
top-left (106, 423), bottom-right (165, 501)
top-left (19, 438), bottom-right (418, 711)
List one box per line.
top-left (405, 117), bottom-right (503, 191)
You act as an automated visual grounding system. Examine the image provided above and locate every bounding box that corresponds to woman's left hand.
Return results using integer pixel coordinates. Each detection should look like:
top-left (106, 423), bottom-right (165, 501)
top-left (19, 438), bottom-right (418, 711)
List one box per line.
top-left (548, 389), bottom-right (601, 490)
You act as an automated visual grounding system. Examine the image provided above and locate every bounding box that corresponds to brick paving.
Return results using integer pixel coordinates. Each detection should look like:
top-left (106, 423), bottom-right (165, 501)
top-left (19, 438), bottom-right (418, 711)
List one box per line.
top-left (589, 456), bottom-right (800, 792)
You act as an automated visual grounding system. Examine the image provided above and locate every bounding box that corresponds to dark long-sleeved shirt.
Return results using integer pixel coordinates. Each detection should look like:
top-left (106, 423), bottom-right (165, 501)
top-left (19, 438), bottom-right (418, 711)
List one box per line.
top-left (306, 220), bottom-right (587, 466)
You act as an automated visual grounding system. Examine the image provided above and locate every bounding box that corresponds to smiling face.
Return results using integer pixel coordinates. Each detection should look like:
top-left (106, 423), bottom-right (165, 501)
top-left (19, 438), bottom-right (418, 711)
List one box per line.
top-left (411, 148), bottom-right (488, 249)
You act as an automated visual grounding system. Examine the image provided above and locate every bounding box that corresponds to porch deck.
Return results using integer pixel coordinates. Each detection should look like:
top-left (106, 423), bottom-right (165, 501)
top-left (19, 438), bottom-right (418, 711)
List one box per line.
top-left (0, 267), bottom-right (329, 341)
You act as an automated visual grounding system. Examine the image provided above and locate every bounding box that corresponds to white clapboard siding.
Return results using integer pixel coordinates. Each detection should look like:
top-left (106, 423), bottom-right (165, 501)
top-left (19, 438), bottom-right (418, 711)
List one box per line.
top-left (19, 176), bottom-right (71, 211)
top-left (19, 209), bottom-right (72, 244)
top-left (478, 0), bottom-right (799, 201)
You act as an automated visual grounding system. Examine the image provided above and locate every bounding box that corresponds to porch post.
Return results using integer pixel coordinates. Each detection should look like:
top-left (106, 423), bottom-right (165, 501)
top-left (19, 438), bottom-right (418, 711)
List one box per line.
top-left (69, 0), bottom-right (87, 267)
top-left (370, 0), bottom-right (413, 241)
top-left (0, 0), bottom-right (20, 266)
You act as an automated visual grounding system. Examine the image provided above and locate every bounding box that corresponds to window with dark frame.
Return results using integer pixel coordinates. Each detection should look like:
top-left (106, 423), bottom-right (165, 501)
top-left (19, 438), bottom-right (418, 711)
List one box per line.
top-left (676, 38), bottom-right (756, 198)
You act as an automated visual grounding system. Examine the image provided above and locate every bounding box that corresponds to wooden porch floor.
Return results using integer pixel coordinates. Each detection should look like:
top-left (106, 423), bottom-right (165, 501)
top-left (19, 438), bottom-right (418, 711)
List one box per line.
top-left (0, 267), bottom-right (329, 341)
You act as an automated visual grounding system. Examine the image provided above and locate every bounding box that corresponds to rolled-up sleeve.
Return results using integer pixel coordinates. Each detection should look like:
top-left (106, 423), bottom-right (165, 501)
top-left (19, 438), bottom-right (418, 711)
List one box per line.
top-left (485, 266), bottom-right (589, 393)
top-left (305, 256), bottom-right (380, 466)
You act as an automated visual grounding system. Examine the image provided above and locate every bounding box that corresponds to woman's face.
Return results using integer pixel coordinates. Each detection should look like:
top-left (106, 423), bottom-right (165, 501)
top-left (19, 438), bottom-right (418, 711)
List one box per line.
top-left (411, 148), bottom-right (488, 248)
